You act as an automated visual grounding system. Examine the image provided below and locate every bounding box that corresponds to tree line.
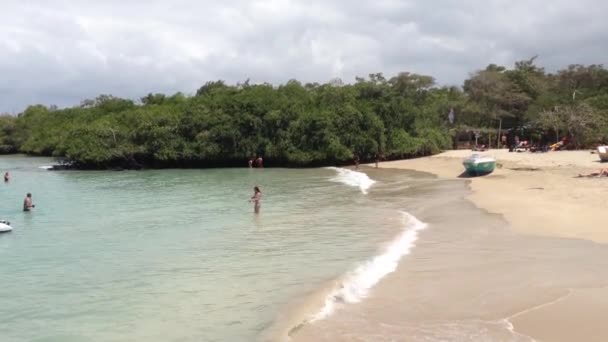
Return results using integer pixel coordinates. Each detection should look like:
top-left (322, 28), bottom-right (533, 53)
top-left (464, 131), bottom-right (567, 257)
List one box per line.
top-left (0, 59), bottom-right (607, 169)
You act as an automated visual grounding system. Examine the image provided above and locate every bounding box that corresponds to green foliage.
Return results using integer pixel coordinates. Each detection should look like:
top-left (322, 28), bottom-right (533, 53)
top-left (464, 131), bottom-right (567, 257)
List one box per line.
top-left (3, 73), bottom-right (458, 167)
top-left (6, 62), bottom-right (608, 167)
top-left (458, 59), bottom-right (608, 146)
top-left (0, 114), bottom-right (18, 153)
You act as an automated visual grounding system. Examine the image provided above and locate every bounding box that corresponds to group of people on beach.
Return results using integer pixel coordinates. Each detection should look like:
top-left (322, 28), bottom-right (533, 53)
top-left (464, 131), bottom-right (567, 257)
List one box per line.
top-left (4, 171), bottom-right (35, 211)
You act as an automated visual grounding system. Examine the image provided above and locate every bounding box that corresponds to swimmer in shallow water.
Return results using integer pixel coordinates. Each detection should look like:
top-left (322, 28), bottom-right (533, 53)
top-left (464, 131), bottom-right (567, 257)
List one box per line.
top-left (4, 171), bottom-right (9, 182)
top-left (249, 186), bottom-right (262, 214)
top-left (23, 193), bottom-right (35, 211)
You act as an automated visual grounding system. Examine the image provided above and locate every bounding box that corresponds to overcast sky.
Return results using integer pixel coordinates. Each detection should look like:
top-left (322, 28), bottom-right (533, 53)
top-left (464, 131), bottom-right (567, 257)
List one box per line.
top-left (1, 0), bottom-right (607, 112)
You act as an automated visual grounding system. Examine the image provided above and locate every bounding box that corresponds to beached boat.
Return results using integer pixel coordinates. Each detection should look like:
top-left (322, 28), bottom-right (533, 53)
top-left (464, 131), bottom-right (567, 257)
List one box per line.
top-left (463, 154), bottom-right (496, 176)
top-left (598, 146), bottom-right (608, 162)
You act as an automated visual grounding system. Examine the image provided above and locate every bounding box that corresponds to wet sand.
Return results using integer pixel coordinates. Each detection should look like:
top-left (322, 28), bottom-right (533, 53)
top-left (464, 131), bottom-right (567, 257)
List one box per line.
top-left (289, 150), bottom-right (608, 341)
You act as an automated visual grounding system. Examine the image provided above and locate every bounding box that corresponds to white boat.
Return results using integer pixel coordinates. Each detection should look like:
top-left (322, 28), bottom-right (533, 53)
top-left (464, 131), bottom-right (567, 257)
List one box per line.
top-left (598, 146), bottom-right (608, 162)
top-left (463, 154), bottom-right (496, 176)
top-left (0, 220), bottom-right (12, 233)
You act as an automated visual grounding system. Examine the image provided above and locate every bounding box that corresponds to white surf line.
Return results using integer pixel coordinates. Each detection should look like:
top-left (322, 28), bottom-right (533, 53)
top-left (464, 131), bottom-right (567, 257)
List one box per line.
top-left (507, 289), bottom-right (573, 321)
top-left (311, 211), bottom-right (427, 321)
top-left (325, 167), bottom-right (376, 194)
top-left (501, 289), bottom-right (575, 342)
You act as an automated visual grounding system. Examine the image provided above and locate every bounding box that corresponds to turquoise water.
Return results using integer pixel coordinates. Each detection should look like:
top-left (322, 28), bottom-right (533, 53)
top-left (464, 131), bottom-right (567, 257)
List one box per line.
top-left (0, 156), bottom-right (415, 342)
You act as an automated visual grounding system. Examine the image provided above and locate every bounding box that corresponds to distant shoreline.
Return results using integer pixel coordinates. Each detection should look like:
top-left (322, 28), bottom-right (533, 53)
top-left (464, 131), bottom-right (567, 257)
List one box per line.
top-left (2, 153), bottom-right (424, 171)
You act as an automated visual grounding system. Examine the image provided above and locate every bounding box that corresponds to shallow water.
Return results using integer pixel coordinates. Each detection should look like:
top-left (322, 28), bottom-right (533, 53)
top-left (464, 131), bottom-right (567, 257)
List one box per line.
top-left (0, 156), bottom-right (419, 342)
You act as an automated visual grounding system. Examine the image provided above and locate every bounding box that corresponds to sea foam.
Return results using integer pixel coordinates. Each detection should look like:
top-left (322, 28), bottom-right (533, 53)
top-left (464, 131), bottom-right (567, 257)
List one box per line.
top-left (311, 211), bottom-right (427, 321)
top-left (326, 167), bottom-right (376, 194)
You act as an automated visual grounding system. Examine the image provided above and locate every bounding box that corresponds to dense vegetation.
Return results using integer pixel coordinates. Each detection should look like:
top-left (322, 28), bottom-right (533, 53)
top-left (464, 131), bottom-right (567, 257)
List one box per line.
top-left (1, 59), bottom-right (607, 169)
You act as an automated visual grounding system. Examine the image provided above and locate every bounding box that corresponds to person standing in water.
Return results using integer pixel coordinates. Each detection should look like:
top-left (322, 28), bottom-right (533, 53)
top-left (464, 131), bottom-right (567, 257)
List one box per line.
top-left (250, 186), bottom-right (262, 214)
top-left (4, 172), bottom-right (9, 182)
top-left (353, 154), bottom-right (360, 169)
top-left (23, 193), bottom-right (35, 211)
top-left (255, 156), bottom-right (264, 168)
top-left (248, 158), bottom-right (254, 168)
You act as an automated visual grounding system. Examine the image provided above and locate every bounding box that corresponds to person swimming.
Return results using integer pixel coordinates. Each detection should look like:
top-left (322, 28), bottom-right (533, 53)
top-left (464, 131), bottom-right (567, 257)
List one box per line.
top-left (23, 193), bottom-right (35, 211)
top-left (4, 172), bottom-right (9, 182)
top-left (250, 186), bottom-right (262, 214)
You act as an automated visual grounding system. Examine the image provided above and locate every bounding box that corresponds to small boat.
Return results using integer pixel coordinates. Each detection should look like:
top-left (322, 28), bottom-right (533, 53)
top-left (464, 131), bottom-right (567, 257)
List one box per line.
top-left (0, 220), bottom-right (13, 233)
top-left (463, 154), bottom-right (496, 176)
top-left (598, 146), bottom-right (608, 162)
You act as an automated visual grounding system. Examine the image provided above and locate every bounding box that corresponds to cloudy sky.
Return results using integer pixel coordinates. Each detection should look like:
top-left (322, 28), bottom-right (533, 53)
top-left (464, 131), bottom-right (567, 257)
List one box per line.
top-left (1, 0), bottom-right (607, 112)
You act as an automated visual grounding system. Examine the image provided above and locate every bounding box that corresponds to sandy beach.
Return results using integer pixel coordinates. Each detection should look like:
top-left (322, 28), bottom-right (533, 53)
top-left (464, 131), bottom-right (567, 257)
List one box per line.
top-left (379, 149), bottom-right (608, 243)
top-left (378, 149), bottom-right (608, 341)
top-left (289, 150), bottom-right (608, 342)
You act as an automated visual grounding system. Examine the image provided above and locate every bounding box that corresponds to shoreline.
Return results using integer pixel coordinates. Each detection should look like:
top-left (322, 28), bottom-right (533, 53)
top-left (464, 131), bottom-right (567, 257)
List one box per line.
top-left (377, 149), bottom-right (608, 244)
top-left (289, 154), bottom-right (608, 341)
top-left (374, 149), bottom-right (608, 342)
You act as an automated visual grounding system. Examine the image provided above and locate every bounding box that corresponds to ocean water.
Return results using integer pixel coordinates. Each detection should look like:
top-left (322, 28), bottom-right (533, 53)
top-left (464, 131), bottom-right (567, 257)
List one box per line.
top-left (7, 155), bottom-right (608, 342)
top-left (0, 156), bottom-right (427, 342)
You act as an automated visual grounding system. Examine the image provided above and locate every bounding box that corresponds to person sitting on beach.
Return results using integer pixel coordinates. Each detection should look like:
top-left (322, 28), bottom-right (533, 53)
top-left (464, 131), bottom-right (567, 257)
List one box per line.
top-left (249, 186), bottom-right (262, 214)
top-left (23, 193), bottom-right (35, 211)
top-left (551, 136), bottom-right (570, 151)
top-left (515, 140), bottom-right (529, 152)
top-left (4, 172), bottom-right (9, 182)
top-left (578, 168), bottom-right (608, 178)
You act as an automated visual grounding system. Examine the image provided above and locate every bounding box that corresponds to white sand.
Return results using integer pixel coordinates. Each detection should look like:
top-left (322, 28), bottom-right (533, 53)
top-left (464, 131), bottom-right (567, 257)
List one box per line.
top-left (378, 149), bottom-right (608, 243)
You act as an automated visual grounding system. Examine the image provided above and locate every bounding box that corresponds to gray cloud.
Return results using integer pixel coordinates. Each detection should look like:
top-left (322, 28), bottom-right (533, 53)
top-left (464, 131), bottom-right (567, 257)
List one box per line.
top-left (1, 0), bottom-right (607, 112)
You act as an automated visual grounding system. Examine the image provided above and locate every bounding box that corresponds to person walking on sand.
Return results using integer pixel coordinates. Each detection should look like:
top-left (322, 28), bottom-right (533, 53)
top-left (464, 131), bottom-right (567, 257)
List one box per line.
top-left (250, 186), bottom-right (262, 214)
top-left (4, 171), bottom-right (9, 182)
top-left (23, 193), bottom-right (35, 211)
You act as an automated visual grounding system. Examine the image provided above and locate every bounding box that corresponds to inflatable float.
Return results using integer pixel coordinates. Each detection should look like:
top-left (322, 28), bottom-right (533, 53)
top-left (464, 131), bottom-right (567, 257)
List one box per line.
top-left (0, 220), bottom-right (13, 233)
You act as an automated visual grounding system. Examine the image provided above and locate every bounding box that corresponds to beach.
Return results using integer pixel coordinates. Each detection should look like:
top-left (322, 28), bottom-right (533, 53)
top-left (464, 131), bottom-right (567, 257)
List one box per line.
top-left (379, 149), bottom-right (608, 243)
top-left (380, 149), bottom-right (608, 341)
top-left (290, 150), bottom-right (608, 342)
